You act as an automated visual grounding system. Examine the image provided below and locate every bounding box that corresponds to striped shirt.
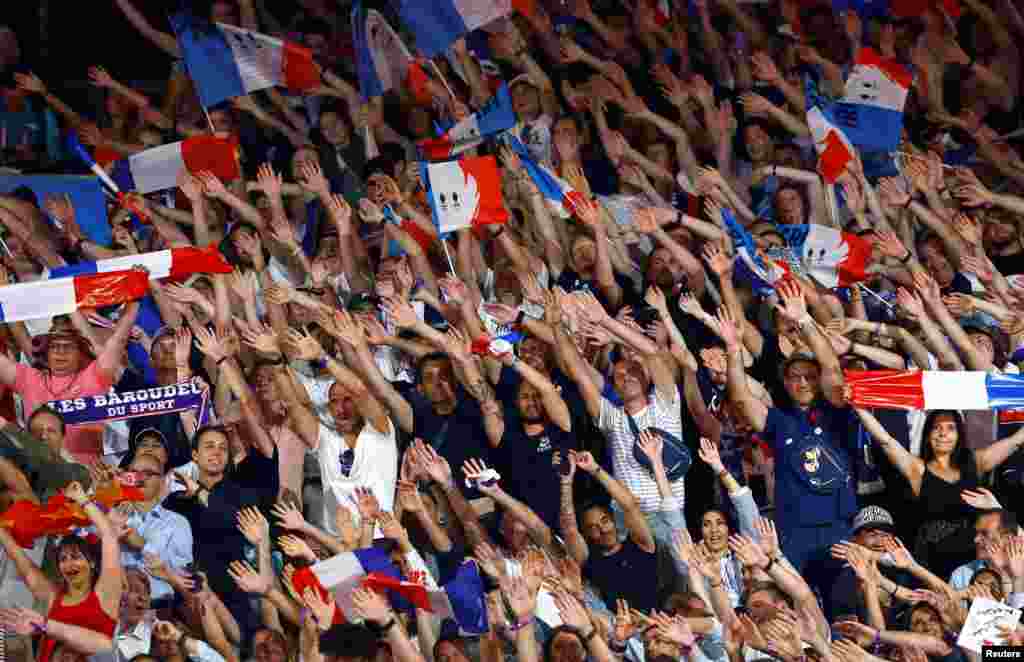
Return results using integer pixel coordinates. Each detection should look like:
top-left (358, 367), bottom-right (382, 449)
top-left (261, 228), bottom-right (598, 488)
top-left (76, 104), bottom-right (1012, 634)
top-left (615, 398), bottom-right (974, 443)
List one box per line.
top-left (598, 386), bottom-right (686, 513)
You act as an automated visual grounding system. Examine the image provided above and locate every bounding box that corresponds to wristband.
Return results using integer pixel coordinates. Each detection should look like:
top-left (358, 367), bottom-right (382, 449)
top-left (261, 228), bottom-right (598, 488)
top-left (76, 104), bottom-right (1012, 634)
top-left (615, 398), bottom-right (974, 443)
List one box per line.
top-left (216, 356), bottom-right (229, 366)
top-left (507, 617), bottom-right (532, 632)
top-left (515, 309), bottom-right (526, 327)
top-left (582, 627), bottom-right (598, 642)
top-left (898, 249), bottom-right (913, 264)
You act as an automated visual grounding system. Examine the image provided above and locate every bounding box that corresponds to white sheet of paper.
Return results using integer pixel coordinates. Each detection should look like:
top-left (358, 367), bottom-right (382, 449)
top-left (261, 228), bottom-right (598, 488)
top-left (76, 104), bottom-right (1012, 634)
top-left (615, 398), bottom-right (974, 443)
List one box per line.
top-left (956, 597), bottom-right (1021, 653)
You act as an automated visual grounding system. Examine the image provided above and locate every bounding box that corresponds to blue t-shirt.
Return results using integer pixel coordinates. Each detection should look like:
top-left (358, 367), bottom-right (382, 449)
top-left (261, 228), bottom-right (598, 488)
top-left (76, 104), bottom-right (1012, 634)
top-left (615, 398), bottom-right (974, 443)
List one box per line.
top-left (763, 402), bottom-right (858, 528)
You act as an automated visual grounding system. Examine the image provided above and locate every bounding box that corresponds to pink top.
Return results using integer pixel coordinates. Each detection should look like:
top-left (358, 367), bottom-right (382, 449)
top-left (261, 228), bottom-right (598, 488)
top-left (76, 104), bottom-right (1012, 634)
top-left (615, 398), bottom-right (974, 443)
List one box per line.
top-left (16, 361), bottom-right (114, 464)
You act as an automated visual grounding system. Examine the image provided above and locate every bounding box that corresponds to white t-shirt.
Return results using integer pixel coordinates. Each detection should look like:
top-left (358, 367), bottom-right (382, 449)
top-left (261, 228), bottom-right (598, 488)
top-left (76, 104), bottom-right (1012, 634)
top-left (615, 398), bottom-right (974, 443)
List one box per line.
top-left (597, 386), bottom-right (686, 513)
top-left (316, 417), bottom-right (397, 535)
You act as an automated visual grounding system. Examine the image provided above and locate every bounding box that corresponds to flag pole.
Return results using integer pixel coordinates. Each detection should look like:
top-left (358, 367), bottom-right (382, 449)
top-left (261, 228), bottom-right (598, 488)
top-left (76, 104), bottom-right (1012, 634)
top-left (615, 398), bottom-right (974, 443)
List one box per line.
top-left (856, 282), bottom-right (895, 311)
top-left (440, 237), bottom-right (457, 275)
top-left (202, 106), bottom-right (217, 134)
top-left (430, 60), bottom-right (457, 102)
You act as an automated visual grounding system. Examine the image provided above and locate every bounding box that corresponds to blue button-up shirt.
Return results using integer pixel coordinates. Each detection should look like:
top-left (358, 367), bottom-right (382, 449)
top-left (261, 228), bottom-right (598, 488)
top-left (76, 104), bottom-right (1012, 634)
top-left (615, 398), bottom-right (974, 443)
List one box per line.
top-left (122, 503), bottom-right (193, 601)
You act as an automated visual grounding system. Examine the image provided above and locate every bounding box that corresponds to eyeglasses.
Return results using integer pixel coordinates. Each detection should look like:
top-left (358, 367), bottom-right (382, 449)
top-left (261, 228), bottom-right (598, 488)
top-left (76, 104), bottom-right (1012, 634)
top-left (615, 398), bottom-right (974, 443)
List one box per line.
top-left (340, 449), bottom-right (355, 477)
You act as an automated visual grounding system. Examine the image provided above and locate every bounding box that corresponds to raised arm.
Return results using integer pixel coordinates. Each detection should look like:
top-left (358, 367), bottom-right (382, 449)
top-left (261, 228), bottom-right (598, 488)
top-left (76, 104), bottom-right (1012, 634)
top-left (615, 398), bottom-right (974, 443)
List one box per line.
top-left (721, 308), bottom-right (768, 433)
top-left (854, 408), bottom-right (924, 493)
top-left (547, 291), bottom-right (604, 420)
top-left (64, 482), bottom-right (123, 617)
top-left (466, 459), bottom-right (553, 549)
top-left (559, 454), bottom-right (590, 564)
top-left (575, 451), bottom-right (656, 553)
top-left (96, 299), bottom-right (140, 381)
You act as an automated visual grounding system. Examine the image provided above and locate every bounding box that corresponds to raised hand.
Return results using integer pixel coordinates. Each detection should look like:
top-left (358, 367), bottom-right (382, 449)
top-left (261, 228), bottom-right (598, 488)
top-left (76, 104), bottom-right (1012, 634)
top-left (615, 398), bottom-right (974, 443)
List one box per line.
top-left (729, 533), bottom-right (770, 570)
top-left (912, 270), bottom-right (942, 304)
top-left (0, 607), bottom-right (46, 636)
top-left (198, 171), bottom-right (228, 199)
top-left (272, 500), bottom-right (307, 531)
top-left (236, 506), bottom-right (269, 545)
top-left (473, 541), bottom-right (506, 580)
top-left (961, 487), bottom-right (1002, 510)
top-left (284, 327), bottom-right (324, 362)
top-left (775, 278), bottom-right (809, 323)
top-left (462, 458), bottom-right (500, 495)
top-left (255, 163), bottom-right (283, 198)
top-left (354, 486), bottom-right (381, 524)
top-left (13, 72), bottom-right (46, 95)
top-left (228, 560), bottom-right (269, 595)
top-left (878, 177), bottom-right (911, 208)
top-left (697, 437), bottom-right (725, 474)
top-left (636, 429), bottom-right (664, 466)
top-left (302, 587), bottom-right (336, 631)
top-left (702, 243), bottom-right (733, 278)
top-left (278, 534), bottom-right (317, 562)
top-left (351, 586), bottom-right (393, 625)
top-left (298, 161), bottom-right (330, 199)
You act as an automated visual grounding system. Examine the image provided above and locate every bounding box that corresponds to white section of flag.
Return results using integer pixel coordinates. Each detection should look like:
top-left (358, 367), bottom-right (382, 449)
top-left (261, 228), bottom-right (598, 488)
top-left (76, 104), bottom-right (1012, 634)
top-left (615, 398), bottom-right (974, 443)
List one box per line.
top-left (921, 371), bottom-right (988, 410)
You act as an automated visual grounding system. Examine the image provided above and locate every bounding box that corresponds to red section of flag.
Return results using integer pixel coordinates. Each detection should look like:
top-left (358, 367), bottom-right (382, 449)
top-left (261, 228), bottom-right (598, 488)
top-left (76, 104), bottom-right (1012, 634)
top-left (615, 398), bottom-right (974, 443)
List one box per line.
top-left (167, 245), bottom-right (234, 279)
top-left (512, 0), bottom-right (536, 16)
top-left (362, 572), bottom-right (432, 610)
top-left (818, 131), bottom-right (854, 183)
top-left (399, 218), bottom-right (436, 254)
top-left (856, 48), bottom-right (913, 90)
top-left (844, 369), bottom-right (926, 410)
top-left (73, 270), bottom-right (150, 310)
top-left (180, 135), bottom-right (241, 183)
top-left (93, 147), bottom-right (121, 168)
top-left (282, 41), bottom-right (322, 91)
top-left (406, 61), bottom-right (434, 106)
top-left (290, 566), bottom-right (346, 625)
top-left (837, 232), bottom-right (873, 286)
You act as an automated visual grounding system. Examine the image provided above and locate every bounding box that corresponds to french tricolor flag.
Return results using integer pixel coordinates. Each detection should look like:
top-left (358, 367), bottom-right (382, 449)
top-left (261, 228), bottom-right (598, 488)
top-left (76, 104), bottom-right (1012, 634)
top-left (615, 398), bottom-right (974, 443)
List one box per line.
top-left (838, 48), bottom-right (912, 153)
top-left (363, 560), bottom-right (488, 635)
top-left (807, 106), bottom-right (857, 183)
top-left (352, 4), bottom-right (415, 100)
top-left (777, 224), bottom-right (872, 288)
top-left (421, 155), bottom-right (509, 234)
top-left (290, 547), bottom-right (400, 623)
top-left (722, 208), bottom-right (788, 296)
top-left (846, 370), bottom-right (1024, 411)
top-left (0, 270), bottom-right (148, 323)
top-left (111, 136), bottom-right (240, 195)
top-left (170, 14), bottom-right (320, 108)
top-left (46, 246), bottom-right (233, 281)
top-left (418, 85), bottom-right (516, 160)
top-left (397, 0), bottom-right (516, 57)
top-left (505, 135), bottom-right (587, 218)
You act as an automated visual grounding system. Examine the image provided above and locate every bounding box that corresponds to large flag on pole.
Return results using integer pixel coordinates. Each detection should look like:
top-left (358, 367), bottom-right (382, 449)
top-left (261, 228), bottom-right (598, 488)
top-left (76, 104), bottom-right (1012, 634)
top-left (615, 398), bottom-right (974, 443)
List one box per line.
top-left (46, 246), bottom-right (233, 281)
top-left (351, 3), bottom-right (415, 100)
top-left (0, 175), bottom-right (111, 246)
top-left (397, 0), bottom-right (515, 57)
top-left (837, 48), bottom-right (912, 153)
top-left (290, 547), bottom-right (400, 622)
top-left (170, 13), bottom-right (320, 107)
top-left (845, 370), bottom-right (1024, 410)
top-left (418, 85), bottom-right (516, 160)
top-left (421, 156), bottom-right (508, 234)
top-left (777, 224), bottom-right (872, 288)
top-left (363, 561), bottom-right (488, 635)
top-left (110, 136), bottom-right (240, 195)
top-left (0, 270), bottom-right (149, 323)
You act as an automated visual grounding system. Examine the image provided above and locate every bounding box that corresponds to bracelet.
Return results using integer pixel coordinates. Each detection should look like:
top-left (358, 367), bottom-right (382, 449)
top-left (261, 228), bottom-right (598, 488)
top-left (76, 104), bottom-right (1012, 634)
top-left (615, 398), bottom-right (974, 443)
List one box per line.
top-left (762, 556), bottom-right (777, 573)
top-left (507, 617), bottom-right (532, 632)
top-left (216, 356), bottom-right (229, 366)
top-left (898, 249), bottom-right (913, 264)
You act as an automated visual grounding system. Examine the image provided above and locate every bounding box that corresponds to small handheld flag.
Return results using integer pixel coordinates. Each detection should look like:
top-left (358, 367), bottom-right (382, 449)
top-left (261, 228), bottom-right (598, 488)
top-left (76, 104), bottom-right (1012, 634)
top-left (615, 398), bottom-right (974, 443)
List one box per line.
top-left (421, 156), bottom-right (508, 235)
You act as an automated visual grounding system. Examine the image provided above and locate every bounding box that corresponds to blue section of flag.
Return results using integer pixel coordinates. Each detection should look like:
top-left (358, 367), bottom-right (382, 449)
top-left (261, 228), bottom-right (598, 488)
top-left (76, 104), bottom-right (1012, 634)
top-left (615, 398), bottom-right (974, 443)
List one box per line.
top-left (444, 561), bottom-right (488, 636)
top-left (352, 2), bottom-right (383, 100)
top-left (985, 373), bottom-right (1024, 409)
top-left (397, 0), bottom-right (470, 57)
top-left (832, 103), bottom-right (902, 153)
top-left (721, 208), bottom-right (776, 297)
top-left (355, 547), bottom-right (398, 576)
top-left (833, 0), bottom-right (892, 18)
top-left (0, 302), bottom-right (7, 323)
top-left (504, 135), bottom-right (566, 209)
top-left (776, 224), bottom-right (811, 251)
top-left (477, 85), bottom-right (515, 135)
top-left (0, 175), bottom-right (111, 246)
top-left (48, 262), bottom-right (99, 279)
top-left (111, 160), bottom-right (136, 194)
top-left (170, 13), bottom-right (247, 108)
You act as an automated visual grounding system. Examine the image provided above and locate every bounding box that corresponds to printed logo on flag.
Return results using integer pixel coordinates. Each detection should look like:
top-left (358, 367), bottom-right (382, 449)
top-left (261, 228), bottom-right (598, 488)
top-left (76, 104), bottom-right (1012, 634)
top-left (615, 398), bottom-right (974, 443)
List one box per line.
top-left (424, 156), bottom-right (507, 234)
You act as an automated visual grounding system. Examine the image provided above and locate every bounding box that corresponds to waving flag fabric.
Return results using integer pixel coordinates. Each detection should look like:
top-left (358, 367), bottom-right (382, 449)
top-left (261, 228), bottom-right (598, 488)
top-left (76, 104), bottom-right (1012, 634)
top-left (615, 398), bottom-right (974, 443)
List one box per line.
top-left (418, 85), bottom-right (516, 160)
top-left (504, 135), bottom-right (586, 218)
top-left (47, 246), bottom-right (232, 281)
top-left (777, 224), bottom-right (871, 288)
top-left (721, 209), bottom-right (789, 296)
top-left (290, 547), bottom-right (400, 621)
top-left (834, 0), bottom-right (960, 19)
top-left (807, 106), bottom-right (856, 183)
top-left (845, 370), bottom-right (1024, 410)
top-left (170, 14), bottom-right (320, 108)
top-left (0, 270), bottom-right (148, 323)
top-left (397, 0), bottom-right (515, 57)
top-left (363, 560), bottom-right (488, 635)
top-left (1, 481), bottom-right (146, 548)
top-left (352, 4), bottom-right (415, 100)
top-left (838, 48), bottom-right (912, 152)
top-left (0, 175), bottom-right (111, 246)
top-left (421, 155), bottom-right (508, 234)
top-left (111, 136), bottom-right (239, 195)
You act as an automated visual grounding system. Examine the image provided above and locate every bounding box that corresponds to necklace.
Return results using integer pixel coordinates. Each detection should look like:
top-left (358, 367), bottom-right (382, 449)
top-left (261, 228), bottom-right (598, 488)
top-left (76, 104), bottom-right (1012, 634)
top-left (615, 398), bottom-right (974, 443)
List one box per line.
top-left (41, 369), bottom-right (85, 401)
